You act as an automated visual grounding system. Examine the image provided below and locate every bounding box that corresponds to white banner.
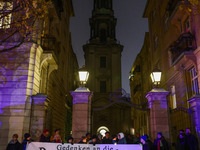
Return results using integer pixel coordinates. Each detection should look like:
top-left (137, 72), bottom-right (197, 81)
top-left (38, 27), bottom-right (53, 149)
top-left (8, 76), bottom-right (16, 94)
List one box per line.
top-left (26, 142), bottom-right (142, 150)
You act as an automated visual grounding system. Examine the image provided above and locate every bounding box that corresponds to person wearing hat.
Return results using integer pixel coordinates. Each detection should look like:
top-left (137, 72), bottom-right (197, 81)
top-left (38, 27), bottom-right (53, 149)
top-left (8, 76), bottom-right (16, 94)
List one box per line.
top-left (21, 133), bottom-right (32, 150)
top-left (140, 135), bottom-right (151, 150)
top-left (39, 129), bottom-right (50, 142)
top-left (153, 132), bottom-right (169, 150)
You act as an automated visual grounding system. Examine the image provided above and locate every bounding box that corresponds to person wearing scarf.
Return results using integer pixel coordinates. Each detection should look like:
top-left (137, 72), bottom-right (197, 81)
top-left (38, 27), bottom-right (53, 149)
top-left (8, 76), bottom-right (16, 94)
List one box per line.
top-left (153, 132), bottom-right (169, 150)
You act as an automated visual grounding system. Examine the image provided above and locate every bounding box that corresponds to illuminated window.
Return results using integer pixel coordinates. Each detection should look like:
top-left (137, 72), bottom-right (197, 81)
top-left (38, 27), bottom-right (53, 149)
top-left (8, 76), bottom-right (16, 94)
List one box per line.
top-left (170, 85), bottom-right (177, 109)
top-left (190, 67), bottom-right (199, 95)
top-left (0, 2), bottom-right (13, 29)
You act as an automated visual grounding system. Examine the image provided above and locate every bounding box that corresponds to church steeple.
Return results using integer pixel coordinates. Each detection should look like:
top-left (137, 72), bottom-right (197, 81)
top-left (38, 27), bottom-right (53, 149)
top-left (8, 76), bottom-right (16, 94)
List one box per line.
top-left (89, 0), bottom-right (116, 44)
top-left (83, 0), bottom-right (124, 136)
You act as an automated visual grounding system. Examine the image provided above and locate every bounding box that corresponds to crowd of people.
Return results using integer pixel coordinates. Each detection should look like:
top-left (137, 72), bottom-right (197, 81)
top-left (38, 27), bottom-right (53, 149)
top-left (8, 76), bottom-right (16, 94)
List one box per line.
top-left (6, 128), bottom-right (199, 150)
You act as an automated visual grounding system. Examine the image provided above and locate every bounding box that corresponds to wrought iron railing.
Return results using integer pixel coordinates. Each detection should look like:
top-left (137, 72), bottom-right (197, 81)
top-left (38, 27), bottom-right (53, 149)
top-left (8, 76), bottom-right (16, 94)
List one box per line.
top-left (170, 32), bottom-right (196, 65)
top-left (41, 34), bottom-right (56, 52)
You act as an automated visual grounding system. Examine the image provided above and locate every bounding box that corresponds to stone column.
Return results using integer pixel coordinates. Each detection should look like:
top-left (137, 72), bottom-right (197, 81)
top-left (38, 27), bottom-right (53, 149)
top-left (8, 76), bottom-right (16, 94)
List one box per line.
top-left (31, 93), bottom-right (48, 141)
top-left (146, 88), bottom-right (170, 140)
top-left (70, 87), bottom-right (93, 143)
top-left (188, 95), bottom-right (200, 135)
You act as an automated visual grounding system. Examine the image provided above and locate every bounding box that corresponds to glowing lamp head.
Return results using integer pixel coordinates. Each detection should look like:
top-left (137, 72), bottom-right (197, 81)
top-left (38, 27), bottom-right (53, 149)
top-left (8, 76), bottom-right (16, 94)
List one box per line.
top-left (150, 68), bottom-right (162, 85)
top-left (78, 66), bottom-right (89, 85)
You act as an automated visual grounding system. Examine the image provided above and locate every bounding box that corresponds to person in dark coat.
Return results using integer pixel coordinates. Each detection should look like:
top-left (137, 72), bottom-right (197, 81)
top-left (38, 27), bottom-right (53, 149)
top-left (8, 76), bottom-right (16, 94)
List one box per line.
top-left (185, 128), bottom-right (198, 150)
top-left (117, 132), bottom-right (127, 144)
top-left (39, 129), bottom-right (50, 142)
top-left (153, 132), bottom-right (169, 150)
top-left (67, 136), bottom-right (74, 144)
top-left (21, 133), bottom-right (33, 150)
top-left (78, 136), bottom-right (87, 144)
top-left (140, 135), bottom-right (151, 150)
top-left (96, 135), bottom-right (102, 144)
top-left (126, 134), bottom-right (133, 144)
top-left (176, 133), bottom-right (187, 150)
top-left (144, 135), bottom-right (153, 150)
top-left (102, 132), bottom-right (112, 144)
top-left (6, 134), bottom-right (21, 150)
top-left (133, 133), bottom-right (140, 144)
top-left (112, 134), bottom-right (118, 144)
top-left (89, 135), bottom-right (98, 145)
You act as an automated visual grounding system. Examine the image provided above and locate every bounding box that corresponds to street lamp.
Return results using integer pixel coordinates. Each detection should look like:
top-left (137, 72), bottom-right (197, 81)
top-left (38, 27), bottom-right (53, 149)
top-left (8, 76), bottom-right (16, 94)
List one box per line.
top-left (71, 66), bottom-right (93, 142)
top-left (78, 65), bottom-right (89, 87)
top-left (150, 67), bottom-right (162, 87)
top-left (146, 67), bottom-right (170, 140)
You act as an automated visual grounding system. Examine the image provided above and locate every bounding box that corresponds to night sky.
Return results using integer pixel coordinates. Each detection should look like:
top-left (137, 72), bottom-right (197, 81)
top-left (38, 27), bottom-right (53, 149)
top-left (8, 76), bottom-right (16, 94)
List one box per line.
top-left (70, 0), bottom-right (148, 93)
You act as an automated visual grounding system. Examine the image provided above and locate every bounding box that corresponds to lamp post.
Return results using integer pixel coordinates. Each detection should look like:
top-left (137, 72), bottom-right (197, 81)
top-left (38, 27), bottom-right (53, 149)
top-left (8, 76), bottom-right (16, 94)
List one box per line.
top-left (150, 67), bottom-right (162, 88)
top-left (70, 66), bottom-right (93, 143)
top-left (78, 66), bottom-right (89, 87)
top-left (146, 67), bottom-right (170, 141)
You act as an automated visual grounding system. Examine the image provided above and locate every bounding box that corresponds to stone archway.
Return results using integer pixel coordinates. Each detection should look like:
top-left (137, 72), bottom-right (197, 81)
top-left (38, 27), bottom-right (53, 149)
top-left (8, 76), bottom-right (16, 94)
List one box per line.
top-left (97, 126), bottom-right (109, 137)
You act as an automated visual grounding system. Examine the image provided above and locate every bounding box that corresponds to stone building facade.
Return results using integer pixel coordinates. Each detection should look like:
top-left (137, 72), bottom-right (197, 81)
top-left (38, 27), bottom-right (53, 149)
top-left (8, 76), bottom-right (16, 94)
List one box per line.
top-left (83, 0), bottom-right (132, 135)
top-left (130, 32), bottom-right (151, 136)
top-left (130, 0), bottom-right (200, 144)
top-left (0, 0), bottom-right (78, 149)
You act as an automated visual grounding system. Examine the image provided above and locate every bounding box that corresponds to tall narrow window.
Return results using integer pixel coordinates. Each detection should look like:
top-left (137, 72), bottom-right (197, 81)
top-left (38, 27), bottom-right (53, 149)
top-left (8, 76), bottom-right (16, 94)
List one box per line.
top-left (100, 81), bottom-right (106, 93)
top-left (190, 67), bottom-right (199, 95)
top-left (0, 2), bottom-right (13, 29)
top-left (185, 18), bottom-right (190, 32)
top-left (170, 85), bottom-right (177, 109)
top-left (100, 56), bottom-right (106, 68)
top-left (154, 34), bottom-right (158, 50)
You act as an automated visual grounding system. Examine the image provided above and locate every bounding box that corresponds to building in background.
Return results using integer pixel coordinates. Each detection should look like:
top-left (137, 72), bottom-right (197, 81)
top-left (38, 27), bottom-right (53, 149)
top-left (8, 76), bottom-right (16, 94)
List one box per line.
top-left (130, 0), bottom-right (200, 143)
top-left (0, 0), bottom-right (78, 149)
top-left (130, 32), bottom-right (151, 136)
top-left (83, 0), bottom-right (132, 135)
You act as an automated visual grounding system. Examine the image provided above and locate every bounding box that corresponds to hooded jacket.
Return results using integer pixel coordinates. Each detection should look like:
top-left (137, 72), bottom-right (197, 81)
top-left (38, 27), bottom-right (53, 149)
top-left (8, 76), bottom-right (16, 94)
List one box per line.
top-left (117, 133), bottom-right (127, 144)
